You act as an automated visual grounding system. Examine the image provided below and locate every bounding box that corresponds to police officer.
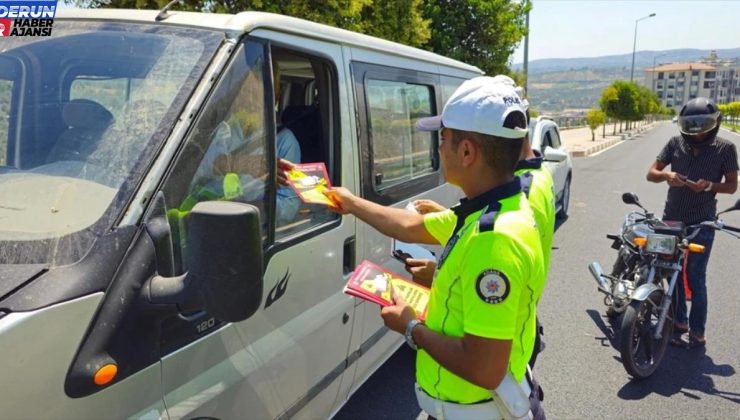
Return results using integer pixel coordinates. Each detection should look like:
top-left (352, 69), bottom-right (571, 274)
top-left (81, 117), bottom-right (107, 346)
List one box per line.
top-left (647, 97), bottom-right (738, 349)
top-left (404, 78), bottom-right (555, 369)
top-left (325, 78), bottom-right (546, 419)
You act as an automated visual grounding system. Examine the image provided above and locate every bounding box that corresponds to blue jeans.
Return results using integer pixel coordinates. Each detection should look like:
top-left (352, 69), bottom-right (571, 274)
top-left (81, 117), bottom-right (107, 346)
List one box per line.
top-left (673, 228), bottom-right (715, 337)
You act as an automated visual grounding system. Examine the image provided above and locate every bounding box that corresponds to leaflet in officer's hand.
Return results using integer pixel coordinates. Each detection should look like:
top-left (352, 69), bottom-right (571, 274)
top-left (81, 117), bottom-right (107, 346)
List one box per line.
top-left (286, 162), bottom-right (336, 206)
top-left (343, 260), bottom-right (429, 320)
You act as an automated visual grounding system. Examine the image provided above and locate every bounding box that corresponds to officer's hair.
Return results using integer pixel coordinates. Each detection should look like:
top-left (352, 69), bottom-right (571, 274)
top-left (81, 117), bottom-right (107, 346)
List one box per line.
top-left (450, 130), bottom-right (524, 176)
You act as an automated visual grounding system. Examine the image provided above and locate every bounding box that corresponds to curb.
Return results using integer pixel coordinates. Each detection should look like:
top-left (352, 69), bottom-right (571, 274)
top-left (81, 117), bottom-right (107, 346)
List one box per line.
top-left (570, 124), bottom-right (656, 157)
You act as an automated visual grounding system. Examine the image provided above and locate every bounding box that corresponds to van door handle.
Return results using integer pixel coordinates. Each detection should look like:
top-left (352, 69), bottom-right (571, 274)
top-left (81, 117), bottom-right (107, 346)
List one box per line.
top-left (343, 236), bottom-right (356, 275)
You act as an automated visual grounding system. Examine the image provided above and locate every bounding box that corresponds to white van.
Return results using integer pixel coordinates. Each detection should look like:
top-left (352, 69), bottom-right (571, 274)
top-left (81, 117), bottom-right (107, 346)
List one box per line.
top-left (0, 9), bottom-right (481, 419)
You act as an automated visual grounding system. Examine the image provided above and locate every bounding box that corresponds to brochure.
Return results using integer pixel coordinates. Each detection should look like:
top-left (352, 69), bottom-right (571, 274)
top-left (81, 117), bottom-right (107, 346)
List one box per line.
top-left (344, 260), bottom-right (430, 320)
top-left (286, 162), bottom-right (336, 206)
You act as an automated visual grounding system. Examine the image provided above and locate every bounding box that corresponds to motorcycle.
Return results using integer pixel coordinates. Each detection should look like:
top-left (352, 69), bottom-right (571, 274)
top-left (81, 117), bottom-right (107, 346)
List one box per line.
top-left (589, 193), bottom-right (740, 379)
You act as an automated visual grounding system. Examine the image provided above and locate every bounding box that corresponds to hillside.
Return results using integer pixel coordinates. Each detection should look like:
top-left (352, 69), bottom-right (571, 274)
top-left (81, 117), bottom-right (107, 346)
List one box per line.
top-left (515, 48), bottom-right (740, 113)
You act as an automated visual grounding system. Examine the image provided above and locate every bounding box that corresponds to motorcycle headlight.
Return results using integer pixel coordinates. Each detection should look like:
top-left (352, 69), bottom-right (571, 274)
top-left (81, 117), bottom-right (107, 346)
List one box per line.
top-left (645, 234), bottom-right (677, 255)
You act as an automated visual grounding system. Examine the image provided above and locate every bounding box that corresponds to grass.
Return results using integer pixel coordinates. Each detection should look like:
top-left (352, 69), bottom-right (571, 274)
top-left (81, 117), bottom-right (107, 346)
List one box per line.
top-left (722, 122), bottom-right (739, 132)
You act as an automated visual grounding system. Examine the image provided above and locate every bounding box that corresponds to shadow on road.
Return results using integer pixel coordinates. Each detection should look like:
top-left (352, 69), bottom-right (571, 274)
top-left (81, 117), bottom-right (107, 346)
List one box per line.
top-left (617, 346), bottom-right (738, 404)
top-left (585, 309), bottom-right (620, 349)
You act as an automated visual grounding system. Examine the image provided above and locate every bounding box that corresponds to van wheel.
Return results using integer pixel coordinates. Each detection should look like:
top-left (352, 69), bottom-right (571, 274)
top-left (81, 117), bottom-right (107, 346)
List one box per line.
top-left (557, 175), bottom-right (571, 219)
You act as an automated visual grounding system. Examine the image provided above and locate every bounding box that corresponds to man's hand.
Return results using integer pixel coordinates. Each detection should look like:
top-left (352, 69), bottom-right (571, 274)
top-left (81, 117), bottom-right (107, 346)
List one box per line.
top-left (380, 292), bottom-right (417, 334)
top-left (686, 178), bottom-right (711, 193)
top-left (413, 199), bottom-right (446, 215)
top-left (405, 258), bottom-right (436, 288)
top-left (665, 172), bottom-right (687, 187)
top-left (277, 158), bottom-right (295, 187)
top-left (323, 186), bottom-right (355, 214)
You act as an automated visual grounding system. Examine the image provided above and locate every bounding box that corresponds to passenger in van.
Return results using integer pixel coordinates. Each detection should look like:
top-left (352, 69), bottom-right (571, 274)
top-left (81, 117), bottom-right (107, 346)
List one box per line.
top-left (196, 59), bottom-right (302, 227)
top-left (320, 78), bottom-right (546, 419)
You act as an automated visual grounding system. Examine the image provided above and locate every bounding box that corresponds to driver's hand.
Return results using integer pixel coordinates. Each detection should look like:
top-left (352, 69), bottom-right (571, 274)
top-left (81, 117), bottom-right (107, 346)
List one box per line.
top-left (277, 159), bottom-right (295, 187)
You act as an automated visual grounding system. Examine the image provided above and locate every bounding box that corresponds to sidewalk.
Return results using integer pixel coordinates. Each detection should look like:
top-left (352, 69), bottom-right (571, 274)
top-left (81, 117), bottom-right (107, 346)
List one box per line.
top-left (561, 122), bottom-right (660, 157)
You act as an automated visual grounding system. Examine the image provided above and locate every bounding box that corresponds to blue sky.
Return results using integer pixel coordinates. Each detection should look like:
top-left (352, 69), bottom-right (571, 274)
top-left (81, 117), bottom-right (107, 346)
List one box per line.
top-left (513, 0), bottom-right (740, 63)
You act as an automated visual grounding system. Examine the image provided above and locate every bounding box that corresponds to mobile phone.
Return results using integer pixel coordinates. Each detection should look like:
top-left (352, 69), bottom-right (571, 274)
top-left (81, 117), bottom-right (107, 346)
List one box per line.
top-left (392, 250), bottom-right (413, 263)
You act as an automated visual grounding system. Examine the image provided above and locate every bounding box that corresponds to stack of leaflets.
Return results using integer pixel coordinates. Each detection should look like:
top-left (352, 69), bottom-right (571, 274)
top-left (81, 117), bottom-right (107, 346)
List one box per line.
top-left (344, 260), bottom-right (430, 320)
top-left (285, 162), bottom-right (337, 207)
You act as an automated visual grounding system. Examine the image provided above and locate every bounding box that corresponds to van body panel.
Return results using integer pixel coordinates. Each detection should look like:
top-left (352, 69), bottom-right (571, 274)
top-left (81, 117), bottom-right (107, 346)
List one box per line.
top-left (0, 293), bottom-right (167, 419)
top-left (160, 31), bottom-right (357, 419)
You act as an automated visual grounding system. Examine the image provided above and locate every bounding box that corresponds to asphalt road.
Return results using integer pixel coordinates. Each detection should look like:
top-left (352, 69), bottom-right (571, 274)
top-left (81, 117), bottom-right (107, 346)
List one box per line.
top-left (334, 123), bottom-right (740, 419)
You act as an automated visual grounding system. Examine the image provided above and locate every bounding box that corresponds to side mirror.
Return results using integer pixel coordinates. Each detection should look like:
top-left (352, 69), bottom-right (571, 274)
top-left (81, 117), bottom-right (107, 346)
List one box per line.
top-left (543, 146), bottom-right (568, 163)
top-left (622, 192), bottom-right (641, 206)
top-left (146, 201), bottom-right (263, 322)
top-left (718, 198), bottom-right (740, 216)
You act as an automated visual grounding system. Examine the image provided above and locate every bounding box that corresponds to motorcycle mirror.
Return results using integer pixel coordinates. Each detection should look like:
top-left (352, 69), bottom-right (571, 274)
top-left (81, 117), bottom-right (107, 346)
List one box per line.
top-left (621, 192), bottom-right (643, 208)
top-left (717, 198), bottom-right (740, 216)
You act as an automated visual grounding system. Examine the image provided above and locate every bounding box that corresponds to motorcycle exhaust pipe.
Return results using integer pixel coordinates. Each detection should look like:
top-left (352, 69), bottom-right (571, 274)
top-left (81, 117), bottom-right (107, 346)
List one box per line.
top-left (588, 262), bottom-right (612, 294)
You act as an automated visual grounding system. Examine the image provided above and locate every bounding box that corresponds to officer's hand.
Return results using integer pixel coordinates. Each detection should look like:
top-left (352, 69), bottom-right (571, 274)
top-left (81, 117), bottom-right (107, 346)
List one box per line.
top-left (404, 258), bottom-right (436, 288)
top-left (277, 158), bottom-right (295, 187)
top-left (380, 292), bottom-right (417, 334)
top-left (413, 199), bottom-right (445, 215)
top-left (665, 172), bottom-right (687, 188)
top-left (323, 187), bottom-right (354, 214)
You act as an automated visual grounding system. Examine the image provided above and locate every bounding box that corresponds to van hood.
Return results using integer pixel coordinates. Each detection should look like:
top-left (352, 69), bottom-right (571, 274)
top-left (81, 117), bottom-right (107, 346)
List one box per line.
top-left (0, 264), bottom-right (47, 302)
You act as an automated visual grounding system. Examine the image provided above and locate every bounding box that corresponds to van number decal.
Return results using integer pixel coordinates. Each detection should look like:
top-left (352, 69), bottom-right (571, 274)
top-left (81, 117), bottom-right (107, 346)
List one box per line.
top-left (196, 317), bottom-right (216, 334)
top-left (265, 270), bottom-right (290, 309)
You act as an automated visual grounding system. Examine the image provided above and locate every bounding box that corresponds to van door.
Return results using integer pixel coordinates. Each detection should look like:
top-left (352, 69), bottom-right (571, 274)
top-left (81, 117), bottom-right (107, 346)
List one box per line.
top-left (342, 59), bottom-right (457, 397)
top-left (156, 36), bottom-right (356, 419)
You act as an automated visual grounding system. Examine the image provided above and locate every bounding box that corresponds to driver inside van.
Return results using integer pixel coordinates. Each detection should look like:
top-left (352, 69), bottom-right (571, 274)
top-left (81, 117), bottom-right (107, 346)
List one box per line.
top-left (187, 58), bottom-right (302, 227)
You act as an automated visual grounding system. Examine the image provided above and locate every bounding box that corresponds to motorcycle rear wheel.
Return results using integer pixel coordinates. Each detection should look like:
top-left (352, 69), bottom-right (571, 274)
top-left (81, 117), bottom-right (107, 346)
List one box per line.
top-left (619, 290), bottom-right (673, 379)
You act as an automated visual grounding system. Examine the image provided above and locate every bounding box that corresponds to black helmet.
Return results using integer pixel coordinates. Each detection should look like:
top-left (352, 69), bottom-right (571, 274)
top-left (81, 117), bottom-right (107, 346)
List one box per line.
top-left (677, 97), bottom-right (721, 136)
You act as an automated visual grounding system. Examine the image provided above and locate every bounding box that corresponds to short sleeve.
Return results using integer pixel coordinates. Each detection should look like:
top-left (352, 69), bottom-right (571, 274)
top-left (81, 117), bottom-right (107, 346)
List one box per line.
top-left (277, 128), bottom-right (302, 163)
top-left (721, 142), bottom-right (739, 174)
top-left (656, 138), bottom-right (674, 165)
top-left (423, 209), bottom-right (456, 245)
top-left (461, 233), bottom-right (528, 339)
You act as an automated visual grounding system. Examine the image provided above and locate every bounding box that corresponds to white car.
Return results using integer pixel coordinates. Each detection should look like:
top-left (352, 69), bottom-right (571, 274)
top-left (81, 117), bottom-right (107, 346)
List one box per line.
top-left (529, 116), bottom-right (573, 218)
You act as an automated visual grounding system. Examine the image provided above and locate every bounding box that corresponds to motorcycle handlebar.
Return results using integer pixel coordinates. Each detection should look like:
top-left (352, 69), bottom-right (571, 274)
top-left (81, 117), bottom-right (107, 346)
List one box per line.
top-left (724, 225), bottom-right (740, 234)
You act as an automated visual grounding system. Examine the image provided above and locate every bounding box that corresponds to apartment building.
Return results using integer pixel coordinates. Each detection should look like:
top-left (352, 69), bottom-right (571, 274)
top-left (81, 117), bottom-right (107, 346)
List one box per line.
top-left (644, 51), bottom-right (740, 112)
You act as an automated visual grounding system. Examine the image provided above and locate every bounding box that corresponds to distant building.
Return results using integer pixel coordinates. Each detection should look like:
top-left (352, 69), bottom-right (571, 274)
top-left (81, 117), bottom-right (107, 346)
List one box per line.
top-left (644, 50), bottom-right (740, 112)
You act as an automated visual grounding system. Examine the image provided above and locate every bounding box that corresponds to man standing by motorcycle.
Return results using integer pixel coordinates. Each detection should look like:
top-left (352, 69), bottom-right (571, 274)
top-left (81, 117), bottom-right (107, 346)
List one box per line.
top-left (646, 97), bottom-right (738, 349)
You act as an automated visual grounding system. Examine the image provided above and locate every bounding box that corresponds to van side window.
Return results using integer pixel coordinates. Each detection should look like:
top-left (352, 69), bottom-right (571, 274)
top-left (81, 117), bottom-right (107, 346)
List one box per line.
top-left (271, 46), bottom-right (339, 241)
top-left (366, 80), bottom-right (435, 190)
top-left (160, 39), bottom-right (271, 271)
top-left (352, 62), bottom-right (441, 204)
top-left (549, 127), bottom-right (562, 148)
top-left (543, 130), bottom-right (553, 149)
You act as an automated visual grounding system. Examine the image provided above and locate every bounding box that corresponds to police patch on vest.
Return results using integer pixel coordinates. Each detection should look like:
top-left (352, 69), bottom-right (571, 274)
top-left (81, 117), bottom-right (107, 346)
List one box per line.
top-left (475, 269), bottom-right (510, 304)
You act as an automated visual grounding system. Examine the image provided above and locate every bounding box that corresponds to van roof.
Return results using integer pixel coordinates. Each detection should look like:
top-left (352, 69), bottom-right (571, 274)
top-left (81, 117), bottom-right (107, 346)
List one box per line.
top-left (56, 9), bottom-right (483, 75)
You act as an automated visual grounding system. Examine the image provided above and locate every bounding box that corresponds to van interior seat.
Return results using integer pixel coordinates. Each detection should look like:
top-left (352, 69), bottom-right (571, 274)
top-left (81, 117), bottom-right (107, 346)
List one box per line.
top-left (281, 104), bottom-right (322, 163)
top-left (48, 99), bottom-right (113, 163)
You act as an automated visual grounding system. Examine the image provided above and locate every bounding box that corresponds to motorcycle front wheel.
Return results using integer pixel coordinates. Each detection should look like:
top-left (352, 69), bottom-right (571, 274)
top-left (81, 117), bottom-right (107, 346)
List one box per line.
top-left (619, 290), bottom-right (673, 379)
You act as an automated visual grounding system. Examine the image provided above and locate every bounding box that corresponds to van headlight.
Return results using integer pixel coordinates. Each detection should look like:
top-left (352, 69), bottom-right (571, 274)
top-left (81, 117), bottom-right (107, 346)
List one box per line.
top-left (645, 234), bottom-right (677, 255)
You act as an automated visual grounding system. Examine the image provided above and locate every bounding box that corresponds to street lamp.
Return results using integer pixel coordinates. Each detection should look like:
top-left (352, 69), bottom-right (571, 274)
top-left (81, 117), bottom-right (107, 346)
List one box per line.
top-left (630, 13), bottom-right (656, 82)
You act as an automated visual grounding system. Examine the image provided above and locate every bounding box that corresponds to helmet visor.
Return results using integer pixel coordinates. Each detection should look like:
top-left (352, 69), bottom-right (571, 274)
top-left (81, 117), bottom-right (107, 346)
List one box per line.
top-left (678, 112), bottom-right (719, 135)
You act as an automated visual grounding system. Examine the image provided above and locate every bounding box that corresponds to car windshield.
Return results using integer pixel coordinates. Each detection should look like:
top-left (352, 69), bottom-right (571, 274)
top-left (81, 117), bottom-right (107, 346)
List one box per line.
top-left (0, 20), bottom-right (222, 265)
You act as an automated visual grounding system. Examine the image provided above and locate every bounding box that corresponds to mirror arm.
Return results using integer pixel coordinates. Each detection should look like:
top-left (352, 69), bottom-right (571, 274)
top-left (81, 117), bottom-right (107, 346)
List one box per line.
top-left (144, 273), bottom-right (194, 305)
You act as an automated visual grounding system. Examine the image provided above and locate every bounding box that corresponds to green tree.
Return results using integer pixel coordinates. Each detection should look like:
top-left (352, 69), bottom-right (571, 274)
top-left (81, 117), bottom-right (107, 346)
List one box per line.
top-left (421, 0), bottom-right (530, 76)
top-left (599, 86), bottom-right (618, 136)
top-left (586, 108), bottom-right (606, 141)
top-left (612, 80), bottom-right (639, 131)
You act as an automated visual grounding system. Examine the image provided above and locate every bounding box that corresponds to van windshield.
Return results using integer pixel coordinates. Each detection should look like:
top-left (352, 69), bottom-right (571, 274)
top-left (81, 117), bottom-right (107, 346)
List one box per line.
top-left (0, 21), bottom-right (222, 265)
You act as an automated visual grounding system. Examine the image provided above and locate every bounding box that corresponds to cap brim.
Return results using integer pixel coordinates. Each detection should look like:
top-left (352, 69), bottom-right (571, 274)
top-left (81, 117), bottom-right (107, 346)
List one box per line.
top-left (415, 115), bottom-right (443, 132)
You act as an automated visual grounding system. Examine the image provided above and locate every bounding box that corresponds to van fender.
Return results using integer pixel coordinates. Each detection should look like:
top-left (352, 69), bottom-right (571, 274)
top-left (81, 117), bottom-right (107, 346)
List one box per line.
top-left (630, 283), bottom-right (662, 302)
